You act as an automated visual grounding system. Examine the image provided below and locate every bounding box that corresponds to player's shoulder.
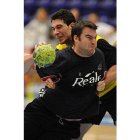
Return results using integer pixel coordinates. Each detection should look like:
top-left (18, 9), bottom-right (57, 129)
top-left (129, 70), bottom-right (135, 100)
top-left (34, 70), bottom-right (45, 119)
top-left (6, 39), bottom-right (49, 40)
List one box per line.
top-left (96, 35), bottom-right (116, 51)
top-left (55, 45), bottom-right (71, 60)
top-left (96, 47), bottom-right (103, 53)
top-left (95, 48), bottom-right (105, 58)
top-left (93, 48), bottom-right (105, 65)
top-left (96, 35), bottom-right (103, 42)
top-left (96, 35), bottom-right (109, 46)
top-left (56, 44), bottom-right (67, 51)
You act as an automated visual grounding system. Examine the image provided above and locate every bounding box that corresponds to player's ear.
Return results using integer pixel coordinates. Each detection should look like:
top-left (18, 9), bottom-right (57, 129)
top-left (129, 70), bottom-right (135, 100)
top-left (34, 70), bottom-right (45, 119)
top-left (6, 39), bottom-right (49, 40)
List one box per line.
top-left (74, 35), bottom-right (78, 42)
top-left (69, 22), bottom-right (75, 29)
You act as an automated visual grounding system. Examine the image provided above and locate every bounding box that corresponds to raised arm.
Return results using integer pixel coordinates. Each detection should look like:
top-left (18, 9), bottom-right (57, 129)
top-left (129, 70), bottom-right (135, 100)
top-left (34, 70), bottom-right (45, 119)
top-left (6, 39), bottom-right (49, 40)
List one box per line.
top-left (24, 53), bottom-right (34, 74)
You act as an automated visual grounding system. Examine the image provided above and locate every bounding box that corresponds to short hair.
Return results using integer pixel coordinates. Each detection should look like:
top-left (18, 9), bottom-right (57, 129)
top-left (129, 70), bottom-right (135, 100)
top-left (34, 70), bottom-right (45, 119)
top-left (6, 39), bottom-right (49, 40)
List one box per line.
top-left (51, 9), bottom-right (76, 26)
top-left (71, 20), bottom-right (97, 43)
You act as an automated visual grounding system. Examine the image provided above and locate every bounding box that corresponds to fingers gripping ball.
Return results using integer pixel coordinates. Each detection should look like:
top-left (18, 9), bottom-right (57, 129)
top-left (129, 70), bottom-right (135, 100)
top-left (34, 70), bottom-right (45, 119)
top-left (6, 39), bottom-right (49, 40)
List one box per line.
top-left (33, 44), bottom-right (56, 68)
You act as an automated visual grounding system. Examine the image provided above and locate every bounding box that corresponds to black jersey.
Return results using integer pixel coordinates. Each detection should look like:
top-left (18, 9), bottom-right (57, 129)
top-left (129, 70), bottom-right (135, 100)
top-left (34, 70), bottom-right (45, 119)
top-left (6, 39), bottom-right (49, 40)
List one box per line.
top-left (35, 47), bottom-right (106, 119)
top-left (97, 38), bottom-right (116, 70)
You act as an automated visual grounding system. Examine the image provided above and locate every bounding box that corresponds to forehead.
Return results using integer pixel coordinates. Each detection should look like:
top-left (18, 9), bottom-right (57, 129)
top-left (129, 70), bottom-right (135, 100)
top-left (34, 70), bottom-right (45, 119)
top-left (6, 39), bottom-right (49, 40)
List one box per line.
top-left (51, 19), bottom-right (67, 27)
top-left (82, 27), bottom-right (96, 35)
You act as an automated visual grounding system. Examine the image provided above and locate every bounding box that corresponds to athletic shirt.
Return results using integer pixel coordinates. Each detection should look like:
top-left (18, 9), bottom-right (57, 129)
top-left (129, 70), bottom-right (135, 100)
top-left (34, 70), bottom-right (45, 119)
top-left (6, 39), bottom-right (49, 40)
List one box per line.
top-left (56, 36), bottom-right (117, 97)
top-left (36, 47), bottom-right (106, 119)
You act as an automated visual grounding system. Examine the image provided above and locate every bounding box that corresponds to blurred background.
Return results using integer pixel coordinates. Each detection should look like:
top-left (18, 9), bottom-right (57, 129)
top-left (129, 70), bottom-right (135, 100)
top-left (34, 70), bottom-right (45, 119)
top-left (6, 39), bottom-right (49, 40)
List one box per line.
top-left (24, 0), bottom-right (116, 126)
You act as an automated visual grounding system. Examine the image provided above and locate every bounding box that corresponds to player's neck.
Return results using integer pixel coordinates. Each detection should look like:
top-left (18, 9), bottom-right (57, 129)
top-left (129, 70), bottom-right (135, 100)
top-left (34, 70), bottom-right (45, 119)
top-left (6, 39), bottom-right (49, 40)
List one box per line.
top-left (65, 38), bottom-right (73, 46)
top-left (72, 45), bottom-right (85, 57)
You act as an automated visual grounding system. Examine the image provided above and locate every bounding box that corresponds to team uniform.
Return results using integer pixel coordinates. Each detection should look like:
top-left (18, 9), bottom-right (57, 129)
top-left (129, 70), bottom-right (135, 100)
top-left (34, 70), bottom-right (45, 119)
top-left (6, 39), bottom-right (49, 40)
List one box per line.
top-left (24, 46), bottom-right (106, 140)
top-left (55, 36), bottom-right (117, 125)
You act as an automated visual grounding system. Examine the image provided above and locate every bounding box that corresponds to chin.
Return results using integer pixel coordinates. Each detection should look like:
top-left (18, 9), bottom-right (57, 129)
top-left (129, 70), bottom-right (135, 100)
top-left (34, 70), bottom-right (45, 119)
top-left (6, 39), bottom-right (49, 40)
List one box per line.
top-left (88, 52), bottom-right (95, 57)
top-left (59, 40), bottom-right (65, 44)
top-left (88, 54), bottom-right (93, 57)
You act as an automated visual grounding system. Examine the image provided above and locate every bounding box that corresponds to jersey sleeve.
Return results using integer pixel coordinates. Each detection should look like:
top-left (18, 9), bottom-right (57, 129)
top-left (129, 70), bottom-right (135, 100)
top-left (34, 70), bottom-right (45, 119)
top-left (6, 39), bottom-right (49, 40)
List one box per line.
top-left (97, 39), bottom-right (116, 70)
top-left (36, 64), bottom-right (53, 79)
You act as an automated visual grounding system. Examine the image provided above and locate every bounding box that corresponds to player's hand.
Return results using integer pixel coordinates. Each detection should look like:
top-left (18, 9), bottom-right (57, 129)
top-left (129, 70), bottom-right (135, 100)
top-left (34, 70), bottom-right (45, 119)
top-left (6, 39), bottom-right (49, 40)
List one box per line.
top-left (45, 78), bottom-right (56, 89)
top-left (35, 41), bottom-right (47, 49)
top-left (32, 63), bottom-right (36, 70)
top-left (97, 80), bottom-right (105, 91)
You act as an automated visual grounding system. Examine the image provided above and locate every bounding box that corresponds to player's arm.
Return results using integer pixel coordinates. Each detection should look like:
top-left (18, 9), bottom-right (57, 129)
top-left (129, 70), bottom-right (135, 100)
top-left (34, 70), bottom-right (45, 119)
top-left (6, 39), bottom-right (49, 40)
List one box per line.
top-left (24, 53), bottom-right (34, 74)
top-left (43, 44), bottom-right (68, 89)
top-left (104, 65), bottom-right (116, 86)
top-left (24, 53), bottom-right (33, 63)
top-left (24, 42), bottom-right (48, 73)
top-left (45, 78), bottom-right (56, 89)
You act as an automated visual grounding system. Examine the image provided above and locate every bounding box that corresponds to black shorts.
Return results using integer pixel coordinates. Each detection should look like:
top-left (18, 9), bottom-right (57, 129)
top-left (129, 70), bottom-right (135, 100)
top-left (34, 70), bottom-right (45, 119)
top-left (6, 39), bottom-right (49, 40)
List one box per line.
top-left (24, 99), bottom-right (80, 140)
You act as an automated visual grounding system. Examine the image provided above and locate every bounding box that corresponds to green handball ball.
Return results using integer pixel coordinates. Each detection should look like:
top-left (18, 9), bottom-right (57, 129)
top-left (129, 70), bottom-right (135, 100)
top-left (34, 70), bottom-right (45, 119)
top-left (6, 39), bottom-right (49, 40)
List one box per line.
top-left (33, 44), bottom-right (56, 68)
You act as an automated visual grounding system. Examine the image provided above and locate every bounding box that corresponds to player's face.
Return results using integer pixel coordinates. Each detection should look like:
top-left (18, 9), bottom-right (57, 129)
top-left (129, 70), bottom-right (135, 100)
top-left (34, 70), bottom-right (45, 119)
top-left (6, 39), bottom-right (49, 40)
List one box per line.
top-left (51, 19), bottom-right (71, 44)
top-left (75, 27), bottom-right (97, 57)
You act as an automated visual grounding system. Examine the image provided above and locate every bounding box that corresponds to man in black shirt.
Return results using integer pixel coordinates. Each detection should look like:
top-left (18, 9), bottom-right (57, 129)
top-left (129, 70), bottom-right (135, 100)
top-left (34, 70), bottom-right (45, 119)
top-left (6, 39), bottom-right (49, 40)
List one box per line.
top-left (24, 20), bottom-right (106, 140)
top-left (45, 9), bottom-right (116, 125)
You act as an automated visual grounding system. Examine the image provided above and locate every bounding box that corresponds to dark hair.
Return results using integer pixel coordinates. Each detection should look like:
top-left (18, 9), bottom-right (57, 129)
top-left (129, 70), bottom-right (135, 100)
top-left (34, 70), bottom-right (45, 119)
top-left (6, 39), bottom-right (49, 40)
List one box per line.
top-left (51, 9), bottom-right (76, 26)
top-left (71, 20), bottom-right (97, 44)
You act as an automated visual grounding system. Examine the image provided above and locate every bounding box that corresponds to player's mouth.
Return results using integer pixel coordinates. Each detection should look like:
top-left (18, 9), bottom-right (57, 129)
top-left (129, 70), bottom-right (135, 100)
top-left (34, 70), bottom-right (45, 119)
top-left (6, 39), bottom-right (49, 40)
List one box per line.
top-left (57, 36), bottom-right (65, 43)
top-left (88, 47), bottom-right (95, 55)
top-left (57, 36), bottom-right (63, 41)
